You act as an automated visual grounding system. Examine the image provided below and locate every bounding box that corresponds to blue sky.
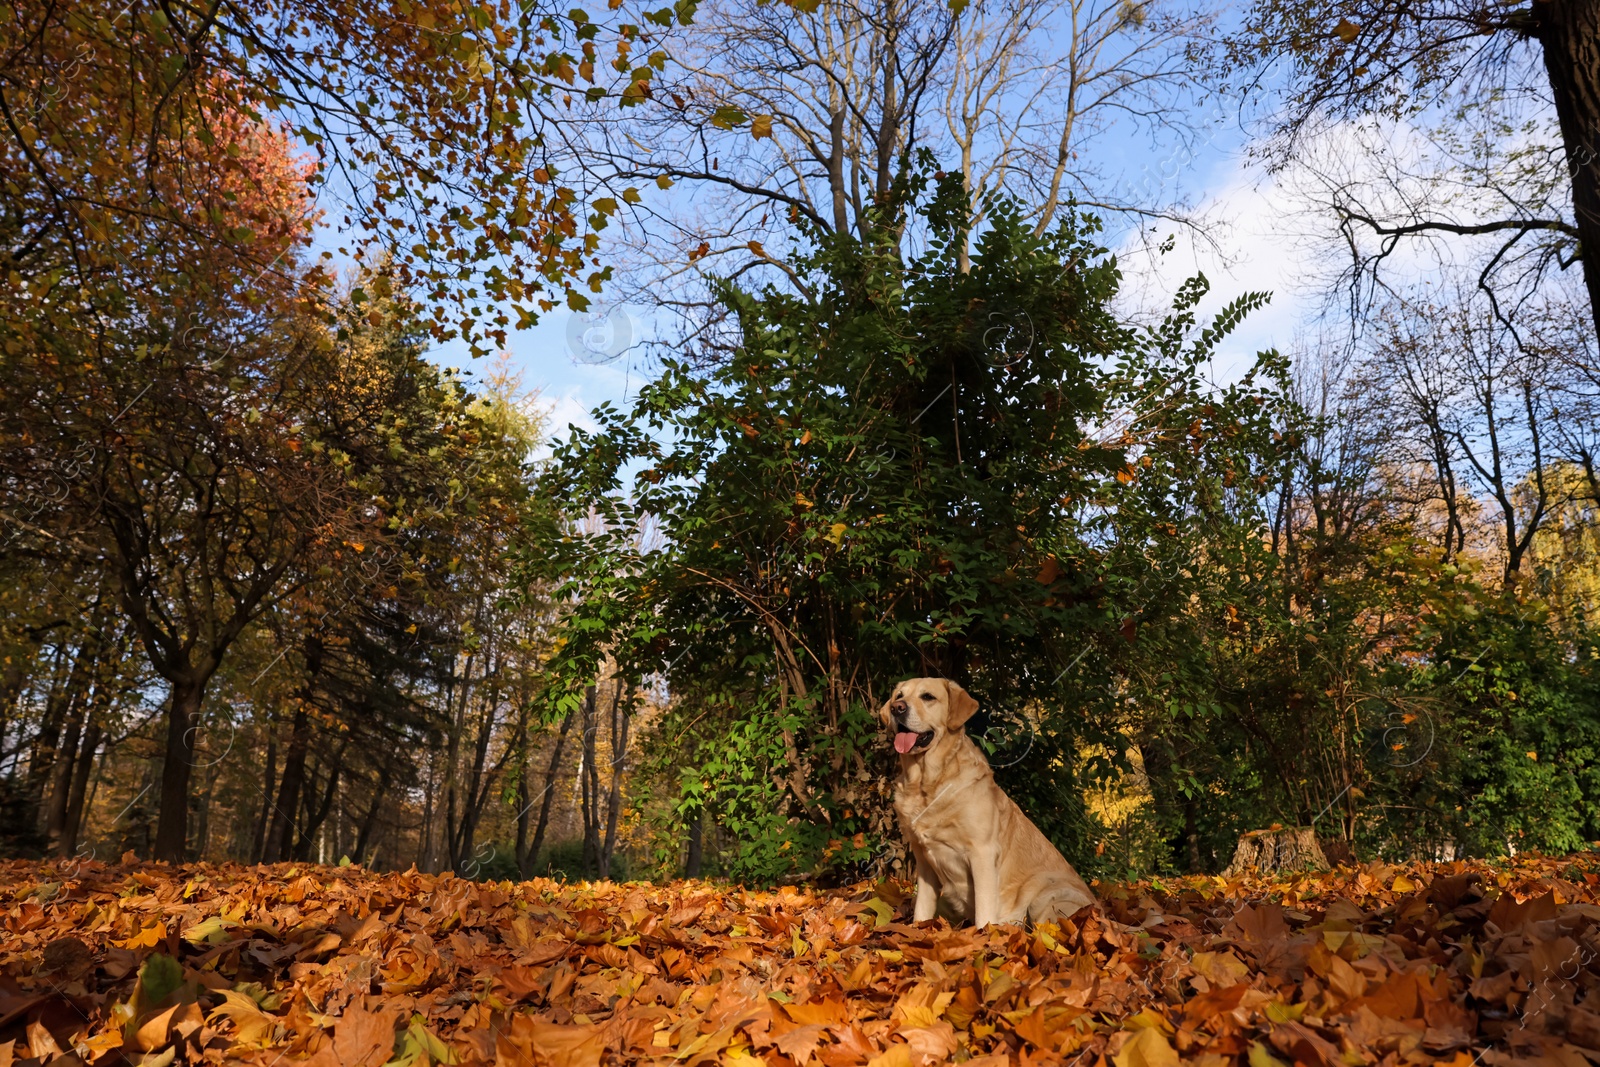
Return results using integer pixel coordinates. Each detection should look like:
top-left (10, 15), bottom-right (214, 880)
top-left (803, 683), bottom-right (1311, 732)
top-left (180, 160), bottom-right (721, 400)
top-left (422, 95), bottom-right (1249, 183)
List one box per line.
top-left (422, 90), bottom-right (1324, 453)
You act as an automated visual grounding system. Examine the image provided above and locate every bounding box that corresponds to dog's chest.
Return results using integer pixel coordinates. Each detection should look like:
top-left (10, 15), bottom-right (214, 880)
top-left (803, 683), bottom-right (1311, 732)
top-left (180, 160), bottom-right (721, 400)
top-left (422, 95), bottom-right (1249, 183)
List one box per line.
top-left (894, 791), bottom-right (972, 876)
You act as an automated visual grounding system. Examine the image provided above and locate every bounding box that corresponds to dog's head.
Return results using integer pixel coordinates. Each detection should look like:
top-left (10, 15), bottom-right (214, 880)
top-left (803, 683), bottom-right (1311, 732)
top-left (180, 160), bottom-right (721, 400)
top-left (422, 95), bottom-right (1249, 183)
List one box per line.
top-left (878, 677), bottom-right (980, 756)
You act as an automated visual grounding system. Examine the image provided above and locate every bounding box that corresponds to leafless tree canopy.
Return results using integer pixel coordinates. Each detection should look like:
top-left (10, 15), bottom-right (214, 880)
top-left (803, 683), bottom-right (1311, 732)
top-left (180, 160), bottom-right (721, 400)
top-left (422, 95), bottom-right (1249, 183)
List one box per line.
top-left (563, 0), bottom-right (1219, 351)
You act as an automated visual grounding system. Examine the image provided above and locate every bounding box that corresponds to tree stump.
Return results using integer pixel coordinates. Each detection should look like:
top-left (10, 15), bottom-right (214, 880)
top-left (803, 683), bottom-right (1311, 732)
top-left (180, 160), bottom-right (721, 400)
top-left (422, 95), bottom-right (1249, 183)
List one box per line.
top-left (1222, 825), bottom-right (1330, 876)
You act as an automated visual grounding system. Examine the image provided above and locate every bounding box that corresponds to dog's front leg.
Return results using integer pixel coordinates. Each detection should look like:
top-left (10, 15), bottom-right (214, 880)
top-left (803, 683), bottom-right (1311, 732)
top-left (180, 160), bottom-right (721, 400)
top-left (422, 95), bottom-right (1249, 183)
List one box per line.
top-left (970, 844), bottom-right (1001, 928)
top-left (913, 865), bottom-right (940, 922)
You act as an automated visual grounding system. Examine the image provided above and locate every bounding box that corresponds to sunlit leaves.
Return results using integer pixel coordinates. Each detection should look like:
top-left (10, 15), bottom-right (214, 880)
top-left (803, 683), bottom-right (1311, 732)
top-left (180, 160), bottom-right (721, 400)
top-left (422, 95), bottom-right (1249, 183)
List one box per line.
top-left (5, 854), bottom-right (1600, 1064)
top-left (0, 0), bottom-right (673, 354)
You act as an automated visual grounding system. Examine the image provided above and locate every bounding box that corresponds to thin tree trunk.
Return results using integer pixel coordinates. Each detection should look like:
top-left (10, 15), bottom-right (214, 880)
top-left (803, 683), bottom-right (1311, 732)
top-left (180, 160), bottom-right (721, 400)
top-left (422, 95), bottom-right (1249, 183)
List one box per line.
top-left (685, 808), bottom-right (704, 878)
top-left (579, 685), bottom-right (600, 877)
top-left (1184, 796), bottom-right (1202, 874)
top-left (453, 667), bottom-right (498, 875)
top-left (419, 756), bottom-right (436, 872)
top-left (441, 652), bottom-right (472, 872)
top-left (60, 711), bottom-right (103, 857)
top-left (264, 701), bottom-right (311, 863)
top-left (515, 699), bottom-right (532, 869)
top-left (252, 730), bottom-right (277, 863)
top-left (293, 743), bottom-right (348, 860)
top-left (354, 766), bottom-right (391, 861)
top-left (194, 722), bottom-right (220, 861)
top-left (599, 683), bottom-right (631, 879)
top-left (519, 707), bottom-right (576, 877)
top-left (44, 687), bottom-right (90, 849)
top-left (25, 644), bottom-right (73, 828)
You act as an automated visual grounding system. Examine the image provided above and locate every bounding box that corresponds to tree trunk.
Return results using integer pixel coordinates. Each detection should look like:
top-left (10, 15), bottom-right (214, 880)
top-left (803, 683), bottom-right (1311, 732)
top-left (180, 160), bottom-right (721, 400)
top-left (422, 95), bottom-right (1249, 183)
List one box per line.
top-left (440, 655), bottom-right (469, 873)
top-left (1183, 796), bottom-right (1202, 874)
top-left (354, 766), bottom-right (391, 862)
top-left (1222, 826), bottom-right (1330, 876)
top-left (452, 669), bottom-right (497, 876)
top-left (599, 683), bottom-right (631, 880)
top-left (60, 711), bottom-right (102, 857)
top-left (25, 644), bottom-right (73, 831)
top-left (1539, 0), bottom-right (1600, 339)
top-left (685, 808), bottom-right (704, 878)
top-left (293, 743), bottom-right (347, 860)
top-left (579, 685), bottom-right (600, 878)
top-left (194, 728), bottom-right (219, 861)
top-left (419, 757), bottom-right (437, 872)
top-left (252, 730), bottom-right (277, 862)
top-left (153, 676), bottom-right (206, 862)
top-left (519, 706), bottom-right (576, 877)
top-left (44, 688), bottom-right (89, 850)
top-left (264, 701), bottom-right (311, 863)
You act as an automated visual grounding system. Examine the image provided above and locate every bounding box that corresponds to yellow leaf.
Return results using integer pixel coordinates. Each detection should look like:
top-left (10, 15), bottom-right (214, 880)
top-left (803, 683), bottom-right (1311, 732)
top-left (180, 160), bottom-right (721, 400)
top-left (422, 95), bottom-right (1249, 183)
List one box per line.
top-left (863, 899), bottom-right (893, 928)
top-left (826, 523), bottom-right (848, 546)
top-left (1391, 874), bottom-right (1417, 893)
top-left (750, 114), bottom-right (774, 139)
top-left (893, 983), bottom-right (954, 1028)
top-left (1249, 1041), bottom-right (1290, 1067)
top-left (209, 990), bottom-right (276, 1048)
top-left (1124, 1008), bottom-right (1173, 1035)
top-left (81, 1031), bottom-right (124, 1057)
top-left (117, 922), bottom-right (167, 949)
top-left (1190, 951), bottom-right (1250, 988)
top-left (1113, 1027), bottom-right (1178, 1067)
top-left (180, 915), bottom-right (238, 945)
top-left (1333, 17), bottom-right (1359, 41)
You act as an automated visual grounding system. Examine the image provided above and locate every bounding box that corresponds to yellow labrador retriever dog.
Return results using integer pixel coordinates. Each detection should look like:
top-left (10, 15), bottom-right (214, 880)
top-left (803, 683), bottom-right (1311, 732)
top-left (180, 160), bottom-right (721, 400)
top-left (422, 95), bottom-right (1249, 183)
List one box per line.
top-left (882, 677), bottom-right (1096, 927)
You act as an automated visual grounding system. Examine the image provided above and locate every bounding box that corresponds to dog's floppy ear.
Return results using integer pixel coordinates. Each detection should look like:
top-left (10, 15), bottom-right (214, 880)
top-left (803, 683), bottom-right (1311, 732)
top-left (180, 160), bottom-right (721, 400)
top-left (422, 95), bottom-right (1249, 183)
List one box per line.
top-left (876, 687), bottom-right (902, 729)
top-left (944, 681), bottom-right (979, 731)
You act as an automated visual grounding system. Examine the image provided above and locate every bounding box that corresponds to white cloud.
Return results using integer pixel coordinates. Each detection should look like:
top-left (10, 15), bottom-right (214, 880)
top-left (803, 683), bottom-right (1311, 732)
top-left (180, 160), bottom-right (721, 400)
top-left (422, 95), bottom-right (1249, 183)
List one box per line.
top-left (535, 390), bottom-right (603, 460)
top-left (1116, 155), bottom-right (1327, 384)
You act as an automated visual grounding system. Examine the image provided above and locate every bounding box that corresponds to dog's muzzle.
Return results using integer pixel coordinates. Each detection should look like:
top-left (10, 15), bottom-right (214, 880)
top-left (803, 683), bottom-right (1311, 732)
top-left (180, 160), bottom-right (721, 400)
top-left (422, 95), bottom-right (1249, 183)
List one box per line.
top-left (889, 702), bottom-right (934, 754)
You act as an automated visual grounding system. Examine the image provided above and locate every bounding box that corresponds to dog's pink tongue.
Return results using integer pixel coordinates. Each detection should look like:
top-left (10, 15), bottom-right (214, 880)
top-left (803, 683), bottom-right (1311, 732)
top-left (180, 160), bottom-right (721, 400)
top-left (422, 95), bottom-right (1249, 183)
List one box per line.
top-left (894, 731), bottom-right (920, 754)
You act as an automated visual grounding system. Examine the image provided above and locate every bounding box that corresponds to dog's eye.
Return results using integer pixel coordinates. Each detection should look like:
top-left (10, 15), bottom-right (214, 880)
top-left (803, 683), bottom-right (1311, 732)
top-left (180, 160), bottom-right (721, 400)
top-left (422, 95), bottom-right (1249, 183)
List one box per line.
top-left (919, 693), bottom-right (935, 701)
